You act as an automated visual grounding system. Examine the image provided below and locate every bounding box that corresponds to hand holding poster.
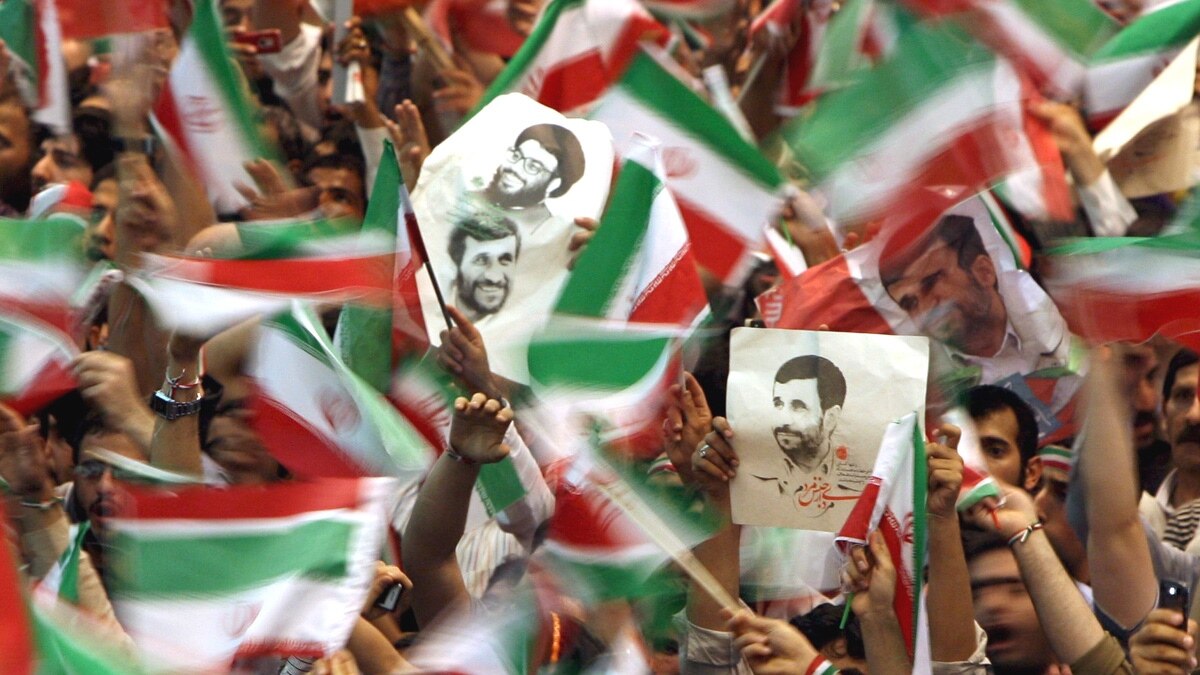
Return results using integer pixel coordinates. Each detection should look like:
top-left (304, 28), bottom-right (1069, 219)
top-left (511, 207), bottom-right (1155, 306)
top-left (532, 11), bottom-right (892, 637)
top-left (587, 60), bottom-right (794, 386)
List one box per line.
top-left (726, 328), bottom-right (929, 531)
top-left (412, 94), bottom-right (614, 382)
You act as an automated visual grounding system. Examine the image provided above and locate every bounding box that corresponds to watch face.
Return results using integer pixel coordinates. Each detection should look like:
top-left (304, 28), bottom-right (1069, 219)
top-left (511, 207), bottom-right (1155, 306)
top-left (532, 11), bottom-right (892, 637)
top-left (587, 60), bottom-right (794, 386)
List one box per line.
top-left (152, 391), bottom-right (201, 420)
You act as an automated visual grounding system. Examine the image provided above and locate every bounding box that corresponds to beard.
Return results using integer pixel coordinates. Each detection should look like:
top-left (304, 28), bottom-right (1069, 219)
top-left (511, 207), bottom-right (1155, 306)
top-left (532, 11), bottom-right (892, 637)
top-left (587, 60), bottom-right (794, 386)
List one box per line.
top-left (456, 272), bottom-right (510, 318)
top-left (485, 166), bottom-right (548, 209)
top-left (773, 425), bottom-right (827, 469)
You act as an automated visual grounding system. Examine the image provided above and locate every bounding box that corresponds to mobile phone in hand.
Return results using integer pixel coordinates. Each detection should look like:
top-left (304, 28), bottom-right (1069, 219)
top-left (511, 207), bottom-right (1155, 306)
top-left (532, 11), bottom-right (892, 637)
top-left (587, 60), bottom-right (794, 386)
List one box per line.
top-left (373, 582), bottom-right (403, 613)
top-left (233, 29), bottom-right (282, 54)
top-left (1160, 579), bottom-right (1191, 628)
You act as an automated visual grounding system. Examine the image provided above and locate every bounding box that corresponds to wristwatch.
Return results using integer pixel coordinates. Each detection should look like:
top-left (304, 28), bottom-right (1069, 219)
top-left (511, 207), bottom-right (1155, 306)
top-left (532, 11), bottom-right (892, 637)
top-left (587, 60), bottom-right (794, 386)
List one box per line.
top-left (150, 390), bottom-right (203, 421)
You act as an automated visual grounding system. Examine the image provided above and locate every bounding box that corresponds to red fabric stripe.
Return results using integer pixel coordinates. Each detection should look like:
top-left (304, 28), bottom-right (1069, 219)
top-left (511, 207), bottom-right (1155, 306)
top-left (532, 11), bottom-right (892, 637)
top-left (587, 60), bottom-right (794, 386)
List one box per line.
top-left (5, 358), bottom-right (76, 416)
top-left (547, 483), bottom-right (644, 550)
top-left (1020, 80), bottom-right (1074, 222)
top-left (55, 0), bottom-right (169, 40)
top-left (124, 476), bottom-right (365, 521)
top-left (250, 395), bottom-right (370, 479)
top-left (0, 298), bottom-right (73, 335)
top-left (33, 0), bottom-right (49, 108)
top-left (879, 509), bottom-right (916, 657)
top-left (675, 198), bottom-right (750, 282)
top-left (153, 85), bottom-right (204, 190)
top-left (163, 254), bottom-right (393, 300)
top-left (536, 49), bottom-right (610, 113)
top-left (0, 500), bottom-right (35, 675)
top-left (1049, 285), bottom-right (1200, 353)
top-left (764, 255), bottom-right (896, 333)
top-left (628, 244), bottom-right (707, 326)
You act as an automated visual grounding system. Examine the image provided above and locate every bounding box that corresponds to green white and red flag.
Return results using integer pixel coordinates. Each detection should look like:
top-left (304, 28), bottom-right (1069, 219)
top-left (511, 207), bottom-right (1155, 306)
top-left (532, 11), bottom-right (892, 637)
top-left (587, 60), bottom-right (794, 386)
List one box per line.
top-left (643, 0), bottom-right (735, 20)
top-left (0, 0), bottom-right (69, 132)
top-left (55, 0), bottom-right (169, 40)
top-left (475, 0), bottom-right (667, 115)
top-left (781, 20), bottom-right (1056, 232)
top-left (250, 302), bottom-right (433, 479)
top-left (129, 217), bottom-right (393, 337)
top-left (748, 0), bottom-right (836, 113)
top-left (900, 0), bottom-right (1119, 97)
top-left (527, 136), bottom-right (708, 454)
top-left (1084, 0), bottom-right (1200, 128)
top-left (335, 140), bottom-right (429, 393)
top-left (589, 51), bottom-right (784, 284)
top-left (152, 0), bottom-right (276, 214)
top-left (0, 217), bottom-right (86, 334)
top-left (0, 314), bottom-right (78, 419)
top-left (834, 411), bottom-right (929, 666)
top-left (106, 478), bottom-right (396, 672)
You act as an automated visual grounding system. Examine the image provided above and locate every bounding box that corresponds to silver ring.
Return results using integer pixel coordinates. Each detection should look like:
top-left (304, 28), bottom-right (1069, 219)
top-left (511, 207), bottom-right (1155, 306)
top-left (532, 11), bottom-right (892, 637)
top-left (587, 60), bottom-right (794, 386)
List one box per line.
top-left (699, 444), bottom-right (710, 458)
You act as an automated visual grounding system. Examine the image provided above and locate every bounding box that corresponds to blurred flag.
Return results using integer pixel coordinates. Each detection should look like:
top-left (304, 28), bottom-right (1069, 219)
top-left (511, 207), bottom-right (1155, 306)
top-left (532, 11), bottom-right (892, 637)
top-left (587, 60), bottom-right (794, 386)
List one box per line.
top-left (107, 478), bottom-right (396, 672)
top-left (808, 0), bottom-right (907, 96)
top-left (1084, 0), bottom-right (1200, 128)
top-left (335, 140), bottom-right (429, 393)
top-left (643, 0), bottom-right (736, 20)
top-left (781, 20), bottom-right (1054, 232)
top-left (426, 0), bottom-right (525, 58)
top-left (0, 314), bottom-right (78, 419)
top-left (152, 0), bottom-right (276, 214)
top-left (900, 0), bottom-right (1118, 97)
top-left (834, 411), bottom-right (928, 665)
top-left (128, 217), bottom-right (393, 337)
top-left (0, 0), bottom-right (70, 132)
top-left (475, 0), bottom-right (666, 114)
top-left (527, 137), bottom-right (708, 454)
top-left (747, 0), bottom-right (831, 113)
top-left (55, 0), bottom-right (169, 40)
top-left (250, 302), bottom-right (432, 478)
top-left (590, 51), bottom-right (784, 285)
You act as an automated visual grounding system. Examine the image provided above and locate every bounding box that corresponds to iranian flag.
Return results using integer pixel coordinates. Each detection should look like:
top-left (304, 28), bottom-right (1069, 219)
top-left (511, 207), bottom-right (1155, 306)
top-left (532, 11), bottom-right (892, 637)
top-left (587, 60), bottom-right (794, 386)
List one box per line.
top-left (55, 0), bottom-right (169, 40)
top-left (748, 0), bottom-right (834, 114)
top-left (1043, 219), bottom-right (1200, 352)
top-left (835, 411), bottom-right (929, 665)
top-left (475, 0), bottom-right (666, 115)
top-left (0, 313), bottom-right (78, 417)
top-left (107, 478), bottom-right (396, 672)
top-left (900, 0), bottom-right (1119, 97)
top-left (589, 51), bottom-right (784, 285)
top-left (527, 136), bottom-right (708, 453)
top-left (152, 0), bottom-right (275, 215)
top-left (780, 20), bottom-right (1052, 231)
top-left (0, 217), bottom-right (85, 333)
top-left (335, 139), bottom-right (429, 393)
top-left (128, 217), bottom-right (394, 337)
top-left (0, 0), bottom-right (69, 132)
top-left (1084, 0), bottom-right (1200, 128)
top-left (250, 302), bottom-right (433, 479)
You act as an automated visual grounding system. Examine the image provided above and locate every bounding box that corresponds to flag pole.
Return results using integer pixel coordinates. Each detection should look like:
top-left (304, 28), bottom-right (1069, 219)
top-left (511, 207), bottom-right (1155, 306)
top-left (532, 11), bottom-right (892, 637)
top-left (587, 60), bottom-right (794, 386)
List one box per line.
top-left (404, 214), bottom-right (455, 332)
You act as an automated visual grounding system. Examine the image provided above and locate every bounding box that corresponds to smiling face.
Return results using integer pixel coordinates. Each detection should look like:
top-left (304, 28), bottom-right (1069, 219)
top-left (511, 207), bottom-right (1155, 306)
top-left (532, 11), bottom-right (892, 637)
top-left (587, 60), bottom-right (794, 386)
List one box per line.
top-left (455, 234), bottom-right (516, 319)
top-left (771, 378), bottom-right (834, 469)
top-left (487, 139), bottom-right (559, 209)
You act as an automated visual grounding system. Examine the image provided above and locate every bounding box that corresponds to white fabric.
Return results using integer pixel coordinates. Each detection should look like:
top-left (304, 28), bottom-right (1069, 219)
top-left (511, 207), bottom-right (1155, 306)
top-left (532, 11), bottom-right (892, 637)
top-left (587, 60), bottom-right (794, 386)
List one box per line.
top-left (1076, 170), bottom-right (1138, 237)
top-left (257, 23), bottom-right (323, 136)
top-left (355, 125), bottom-right (390, 199)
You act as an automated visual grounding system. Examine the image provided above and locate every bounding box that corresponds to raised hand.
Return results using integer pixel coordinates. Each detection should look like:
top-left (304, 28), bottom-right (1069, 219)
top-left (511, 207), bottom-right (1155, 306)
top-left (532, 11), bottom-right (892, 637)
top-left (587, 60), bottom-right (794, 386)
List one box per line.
top-left (0, 403), bottom-right (52, 499)
top-left (1130, 608), bottom-right (1198, 675)
top-left (926, 423), bottom-right (964, 520)
top-left (361, 560), bottom-right (413, 620)
top-left (385, 100), bottom-right (431, 191)
top-left (71, 351), bottom-right (154, 449)
top-left (843, 530), bottom-right (898, 622)
top-left (663, 372), bottom-right (713, 484)
top-left (437, 305), bottom-right (501, 401)
top-left (727, 608), bottom-right (821, 675)
top-left (448, 393), bottom-right (513, 465)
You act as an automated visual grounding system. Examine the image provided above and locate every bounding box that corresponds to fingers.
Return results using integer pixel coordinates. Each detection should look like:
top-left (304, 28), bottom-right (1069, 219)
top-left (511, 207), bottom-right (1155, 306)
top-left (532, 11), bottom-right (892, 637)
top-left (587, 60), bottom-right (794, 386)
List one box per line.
top-left (868, 530), bottom-right (894, 573)
top-left (936, 423), bottom-right (962, 451)
top-left (573, 216), bottom-right (598, 232)
top-left (445, 306), bottom-right (480, 341)
top-left (683, 372), bottom-right (711, 416)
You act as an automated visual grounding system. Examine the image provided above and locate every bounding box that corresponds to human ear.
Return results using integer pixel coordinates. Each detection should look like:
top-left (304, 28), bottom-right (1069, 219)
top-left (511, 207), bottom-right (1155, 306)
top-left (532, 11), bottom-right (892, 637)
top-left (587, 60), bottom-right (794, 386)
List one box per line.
top-left (971, 253), bottom-right (997, 288)
top-left (823, 405), bottom-right (842, 436)
top-left (1023, 456), bottom-right (1043, 493)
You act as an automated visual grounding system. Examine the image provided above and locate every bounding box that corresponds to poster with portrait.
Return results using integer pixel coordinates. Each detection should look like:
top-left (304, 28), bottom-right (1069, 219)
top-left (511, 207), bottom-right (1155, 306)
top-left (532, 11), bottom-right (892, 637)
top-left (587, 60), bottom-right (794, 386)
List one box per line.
top-left (411, 94), bottom-right (615, 383)
top-left (727, 328), bottom-right (929, 531)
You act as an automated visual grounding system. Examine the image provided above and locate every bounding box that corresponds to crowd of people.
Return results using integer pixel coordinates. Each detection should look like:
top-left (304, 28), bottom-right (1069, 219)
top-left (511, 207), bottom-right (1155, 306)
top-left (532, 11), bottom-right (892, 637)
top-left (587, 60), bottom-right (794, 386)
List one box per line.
top-left (3, 0), bottom-right (1200, 673)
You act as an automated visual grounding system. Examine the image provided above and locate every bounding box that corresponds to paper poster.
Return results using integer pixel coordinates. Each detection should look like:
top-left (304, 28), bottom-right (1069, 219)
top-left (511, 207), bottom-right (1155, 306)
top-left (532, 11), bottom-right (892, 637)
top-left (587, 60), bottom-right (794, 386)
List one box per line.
top-left (411, 94), bottom-right (615, 382)
top-left (726, 328), bottom-right (929, 531)
top-left (1108, 110), bottom-right (1195, 198)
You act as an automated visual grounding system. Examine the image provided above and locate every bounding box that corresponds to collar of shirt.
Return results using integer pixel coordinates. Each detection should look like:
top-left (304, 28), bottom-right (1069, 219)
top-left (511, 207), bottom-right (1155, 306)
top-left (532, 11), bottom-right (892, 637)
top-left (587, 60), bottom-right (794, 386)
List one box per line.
top-left (1157, 469), bottom-right (1180, 517)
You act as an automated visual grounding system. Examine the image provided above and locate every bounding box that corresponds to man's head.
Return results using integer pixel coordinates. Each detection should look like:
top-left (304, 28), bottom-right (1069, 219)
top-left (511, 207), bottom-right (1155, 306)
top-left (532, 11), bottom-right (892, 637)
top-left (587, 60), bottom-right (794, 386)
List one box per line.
top-left (963, 527), bottom-right (1055, 672)
top-left (770, 355), bottom-right (846, 470)
top-left (881, 214), bottom-right (1007, 357)
top-left (1121, 343), bottom-right (1163, 451)
top-left (0, 97), bottom-right (34, 210)
top-left (790, 605), bottom-right (866, 675)
top-left (1164, 349), bottom-right (1200, 473)
top-left (302, 153), bottom-right (366, 222)
top-left (449, 212), bottom-right (520, 320)
top-left (87, 165), bottom-right (117, 261)
top-left (1032, 451), bottom-right (1089, 582)
top-left (74, 426), bottom-right (144, 536)
top-left (965, 385), bottom-right (1041, 491)
top-left (31, 133), bottom-right (93, 196)
top-left (485, 124), bottom-right (585, 209)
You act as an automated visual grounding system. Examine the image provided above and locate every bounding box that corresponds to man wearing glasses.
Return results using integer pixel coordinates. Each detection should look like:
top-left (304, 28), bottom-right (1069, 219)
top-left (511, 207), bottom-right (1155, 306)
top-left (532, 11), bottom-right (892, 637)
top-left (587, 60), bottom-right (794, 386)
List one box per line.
top-left (478, 123), bottom-right (586, 235)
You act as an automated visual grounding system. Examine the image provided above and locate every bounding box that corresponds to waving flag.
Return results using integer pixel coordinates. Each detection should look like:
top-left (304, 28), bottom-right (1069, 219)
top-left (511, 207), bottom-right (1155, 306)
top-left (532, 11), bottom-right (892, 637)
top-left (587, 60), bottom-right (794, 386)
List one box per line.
top-left (835, 411), bottom-right (928, 663)
top-left (590, 51), bottom-right (784, 284)
top-left (107, 478), bottom-right (396, 672)
top-left (250, 303), bottom-right (432, 479)
top-left (0, 217), bottom-right (85, 333)
top-left (476, 0), bottom-right (666, 114)
top-left (1084, 0), bottom-right (1200, 127)
top-left (129, 217), bottom-right (393, 337)
top-left (0, 0), bottom-right (69, 132)
top-left (781, 20), bottom-right (1051, 232)
top-left (152, 0), bottom-right (276, 214)
top-left (55, 0), bottom-right (169, 40)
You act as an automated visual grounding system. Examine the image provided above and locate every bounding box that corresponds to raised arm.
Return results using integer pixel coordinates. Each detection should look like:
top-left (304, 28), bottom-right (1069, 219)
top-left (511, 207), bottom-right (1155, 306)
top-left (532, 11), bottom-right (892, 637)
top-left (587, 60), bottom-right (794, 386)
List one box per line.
top-left (843, 531), bottom-right (912, 675)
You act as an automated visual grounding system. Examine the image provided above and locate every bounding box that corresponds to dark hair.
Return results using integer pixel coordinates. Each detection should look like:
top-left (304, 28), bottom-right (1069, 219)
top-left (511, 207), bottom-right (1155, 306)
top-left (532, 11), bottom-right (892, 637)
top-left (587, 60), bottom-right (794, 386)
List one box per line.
top-left (961, 523), bottom-right (1012, 563)
top-left (301, 151), bottom-right (365, 184)
top-left (448, 212), bottom-right (520, 266)
top-left (89, 162), bottom-right (116, 190)
top-left (881, 214), bottom-right (989, 288)
top-left (514, 124), bottom-right (585, 198)
top-left (72, 104), bottom-right (113, 174)
top-left (773, 355), bottom-right (847, 412)
top-left (790, 604), bottom-right (865, 659)
top-left (1164, 349), bottom-right (1200, 404)
top-left (965, 385), bottom-right (1039, 472)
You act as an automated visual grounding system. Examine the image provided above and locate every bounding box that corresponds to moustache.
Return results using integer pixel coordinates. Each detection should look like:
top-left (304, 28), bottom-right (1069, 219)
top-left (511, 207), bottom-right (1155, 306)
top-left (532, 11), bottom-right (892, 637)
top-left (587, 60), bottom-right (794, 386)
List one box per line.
top-left (1134, 410), bottom-right (1157, 428)
top-left (1175, 424), bottom-right (1200, 446)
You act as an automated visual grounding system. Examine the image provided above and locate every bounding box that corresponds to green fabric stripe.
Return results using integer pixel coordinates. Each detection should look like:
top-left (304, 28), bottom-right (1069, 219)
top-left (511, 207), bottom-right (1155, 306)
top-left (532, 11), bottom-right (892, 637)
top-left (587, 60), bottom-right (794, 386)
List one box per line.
top-left (472, 0), bottom-right (587, 116)
top-left (338, 139), bottom-right (401, 393)
top-left (782, 21), bottom-right (993, 178)
top-left (189, 0), bottom-right (276, 161)
top-left (234, 217), bottom-right (359, 260)
top-left (528, 334), bottom-right (671, 390)
top-left (56, 522), bottom-right (90, 605)
top-left (1093, 0), bottom-right (1200, 60)
top-left (0, 218), bottom-right (85, 262)
top-left (909, 419), bottom-right (927, 648)
top-left (476, 458), bottom-right (527, 516)
top-left (555, 160), bottom-right (658, 317)
top-left (547, 554), bottom-right (659, 601)
top-left (0, 0), bottom-right (38, 89)
top-left (810, 0), bottom-right (874, 90)
top-left (1011, 0), bottom-right (1117, 57)
top-left (32, 604), bottom-right (139, 674)
top-left (616, 53), bottom-right (781, 187)
top-left (109, 520), bottom-right (354, 597)
top-left (264, 305), bottom-right (334, 366)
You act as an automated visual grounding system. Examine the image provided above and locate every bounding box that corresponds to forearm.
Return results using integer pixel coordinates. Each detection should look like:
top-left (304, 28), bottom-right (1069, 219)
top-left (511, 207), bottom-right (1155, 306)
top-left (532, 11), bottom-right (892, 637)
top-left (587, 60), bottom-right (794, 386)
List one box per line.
top-left (346, 616), bottom-right (403, 675)
top-left (927, 514), bottom-right (978, 661)
top-left (401, 452), bottom-right (476, 626)
top-left (686, 506), bottom-right (740, 631)
top-left (859, 612), bottom-right (912, 675)
top-left (148, 354), bottom-right (204, 477)
top-left (1016, 530), bottom-right (1106, 663)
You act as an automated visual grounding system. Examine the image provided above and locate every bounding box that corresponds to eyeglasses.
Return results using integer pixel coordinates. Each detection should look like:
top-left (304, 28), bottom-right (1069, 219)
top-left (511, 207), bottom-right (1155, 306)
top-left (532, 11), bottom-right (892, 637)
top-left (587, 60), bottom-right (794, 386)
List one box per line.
top-left (505, 147), bottom-right (550, 177)
top-left (74, 460), bottom-right (114, 480)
